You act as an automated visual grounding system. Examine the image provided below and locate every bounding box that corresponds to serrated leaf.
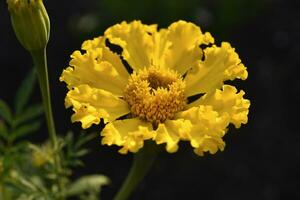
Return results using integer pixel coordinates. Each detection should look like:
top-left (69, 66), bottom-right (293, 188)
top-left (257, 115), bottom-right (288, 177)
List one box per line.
top-left (10, 121), bottom-right (41, 141)
top-left (0, 99), bottom-right (13, 124)
top-left (14, 104), bottom-right (43, 126)
top-left (14, 68), bottom-right (37, 115)
top-left (66, 175), bottom-right (110, 197)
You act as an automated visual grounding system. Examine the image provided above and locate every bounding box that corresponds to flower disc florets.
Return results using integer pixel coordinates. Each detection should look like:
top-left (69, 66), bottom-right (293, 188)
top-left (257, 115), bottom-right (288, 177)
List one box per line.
top-left (124, 66), bottom-right (186, 125)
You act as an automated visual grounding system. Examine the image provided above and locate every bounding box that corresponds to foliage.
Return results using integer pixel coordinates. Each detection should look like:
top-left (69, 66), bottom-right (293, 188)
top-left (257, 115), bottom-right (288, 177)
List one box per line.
top-left (0, 70), bottom-right (109, 200)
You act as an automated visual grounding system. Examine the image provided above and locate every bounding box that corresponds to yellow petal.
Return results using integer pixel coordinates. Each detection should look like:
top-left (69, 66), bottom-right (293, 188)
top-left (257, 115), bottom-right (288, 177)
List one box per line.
top-left (104, 20), bottom-right (156, 71)
top-left (189, 85), bottom-right (250, 128)
top-left (65, 84), bottom-right (130, 128)
top-left (152, 28), bottom-right (171, 67)
top-left (81, 36), bottom-right (106, 50)
top-left (82, 37), bottom-right (130, 79)
top-left (175, 105), bottom-right (229, 156)
top-left (154, 119), bottom-right (192, 153)
top-left (101, 118), bottom-right (154, 154)
top-left (185, 42), bottom-right (248, 96)
top-left (60, 45), bottom-right (129, 96)
top-left (193, 135), bottom-right (226, 156)
top-left (162, 20), bottom-right (214, 74)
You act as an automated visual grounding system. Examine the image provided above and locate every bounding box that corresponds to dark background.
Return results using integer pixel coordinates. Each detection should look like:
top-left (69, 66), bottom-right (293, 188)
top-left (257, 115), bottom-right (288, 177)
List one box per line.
top-left (1, 0), bottom-right (299, 199)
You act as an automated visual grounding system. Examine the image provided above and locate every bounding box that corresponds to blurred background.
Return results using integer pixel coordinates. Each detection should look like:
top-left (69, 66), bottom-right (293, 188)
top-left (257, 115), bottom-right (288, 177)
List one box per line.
top-left (1, 0), bottom-right (299, 199)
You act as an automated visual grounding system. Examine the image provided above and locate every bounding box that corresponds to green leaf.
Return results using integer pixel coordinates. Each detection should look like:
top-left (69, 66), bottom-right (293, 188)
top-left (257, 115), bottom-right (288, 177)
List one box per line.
top-left (65, 131), bottom-right (74, 146)
top-left (66, 175), bottom-right (110, 197)
top-left (0, 99), bottom-right (13, 124)
top-left (74, 149), bottom-right (90, 157)
top-left (4, 182), bottom-right (25, 196)
top-left (0, 120), bottom-right (8, 140)
top-left (14, 68), bottom-right (37, 115)
top-left (17, 193), bottom-right (49, 200)
top-left (14, 104), bottom-right (43, 126)
top-left (7, 171), bottom-right (39, 194)
top-left (10, 121), bottom-right (41, 141)
top-left (68, 159), bottom-right (84, 167)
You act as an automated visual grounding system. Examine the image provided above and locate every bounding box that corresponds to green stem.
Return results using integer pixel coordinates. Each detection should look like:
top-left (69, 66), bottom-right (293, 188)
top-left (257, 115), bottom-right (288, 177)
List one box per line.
top-left (30, 49), bottom-right (63, 199)
top-left (30, 49), bottom-right (57, 149)
top-left (113, 142), bottom-right (159, 200)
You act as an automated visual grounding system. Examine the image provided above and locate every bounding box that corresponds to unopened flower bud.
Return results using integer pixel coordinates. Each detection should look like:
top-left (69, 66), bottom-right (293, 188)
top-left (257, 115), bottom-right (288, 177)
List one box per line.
top-left (7, 0), bottom-right (50, 51)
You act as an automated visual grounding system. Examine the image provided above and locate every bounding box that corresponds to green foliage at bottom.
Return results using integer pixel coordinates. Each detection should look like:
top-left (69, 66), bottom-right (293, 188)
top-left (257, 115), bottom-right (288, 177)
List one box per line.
top-left (0, 69), bottom-right (109, 200)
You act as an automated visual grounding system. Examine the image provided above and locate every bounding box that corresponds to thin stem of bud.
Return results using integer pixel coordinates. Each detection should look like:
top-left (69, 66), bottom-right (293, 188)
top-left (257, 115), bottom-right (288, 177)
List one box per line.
top-left (31, 49), bottom-right (57, 149)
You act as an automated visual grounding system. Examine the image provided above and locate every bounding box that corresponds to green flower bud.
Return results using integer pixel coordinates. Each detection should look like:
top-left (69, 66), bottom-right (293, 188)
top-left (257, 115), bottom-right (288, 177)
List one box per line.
top-left (7, 0), bottom-right (50, 51)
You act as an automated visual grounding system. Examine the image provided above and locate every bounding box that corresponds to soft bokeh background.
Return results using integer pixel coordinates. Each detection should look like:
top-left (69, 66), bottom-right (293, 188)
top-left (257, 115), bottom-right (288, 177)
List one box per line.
top-left (1, 0), bottom-right (299, 199)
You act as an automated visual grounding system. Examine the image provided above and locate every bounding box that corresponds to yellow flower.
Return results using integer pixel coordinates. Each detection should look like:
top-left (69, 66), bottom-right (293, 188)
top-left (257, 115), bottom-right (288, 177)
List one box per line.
top-left (60, 20), bottom-right (250, 156)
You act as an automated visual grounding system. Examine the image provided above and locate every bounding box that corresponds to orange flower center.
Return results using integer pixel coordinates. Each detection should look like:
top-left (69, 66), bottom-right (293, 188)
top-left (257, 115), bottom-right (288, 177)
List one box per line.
top-left (124, 66), bottom-right (187, 125)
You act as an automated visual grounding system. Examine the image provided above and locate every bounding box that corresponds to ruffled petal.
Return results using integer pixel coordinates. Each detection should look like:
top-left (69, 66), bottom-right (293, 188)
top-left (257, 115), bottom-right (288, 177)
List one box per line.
top-left (81, 36), bottom-right (106, 50)
top-left (82, 37), bottom-right (130, 79)
top-left (152, 28), bottom-right (170, 67)
top-left (175, 105), bottom-right (229, 156)
top-left (104, 20), bottom-right (156, 71)
top-left (65, 84), bottom-right (130, 128)
top-left (60, 41), bottom-right (129, 96)
top-left (185, 42), bottom-right (248, 96)
top-left (189, 85), bottom-right (250, 128)
top-left (154, 119), bottom-right (192, 153)
top-left (161, 20), bottom-right (214, 74)
top-left (101, 118), bottom-right (154, 154)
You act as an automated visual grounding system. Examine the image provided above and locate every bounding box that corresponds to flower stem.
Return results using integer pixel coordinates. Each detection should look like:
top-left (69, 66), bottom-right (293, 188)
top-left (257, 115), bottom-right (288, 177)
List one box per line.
top-left (30, 49), bottom-right (63, 199)
top-left (30, 48), bottom-right (57, 150)
top-left (113, 142), bottom-right (159, 200)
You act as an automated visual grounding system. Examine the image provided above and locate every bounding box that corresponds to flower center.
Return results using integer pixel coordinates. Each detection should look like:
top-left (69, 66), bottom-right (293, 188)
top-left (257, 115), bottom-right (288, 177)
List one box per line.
top-left (124, 66), bottom-right (187, 125)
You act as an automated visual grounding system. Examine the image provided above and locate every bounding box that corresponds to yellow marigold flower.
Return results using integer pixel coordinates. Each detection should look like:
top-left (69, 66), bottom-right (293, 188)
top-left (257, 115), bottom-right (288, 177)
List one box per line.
top-left (60, 20), bottom-right (250, 156)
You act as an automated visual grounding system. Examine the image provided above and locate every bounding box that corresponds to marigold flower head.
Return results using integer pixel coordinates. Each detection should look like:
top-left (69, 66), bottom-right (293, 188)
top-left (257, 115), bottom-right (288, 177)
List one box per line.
top-left (60, 20), bottom-right (250, 156)
top-left (7, 0), bottom-right (50, 51)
